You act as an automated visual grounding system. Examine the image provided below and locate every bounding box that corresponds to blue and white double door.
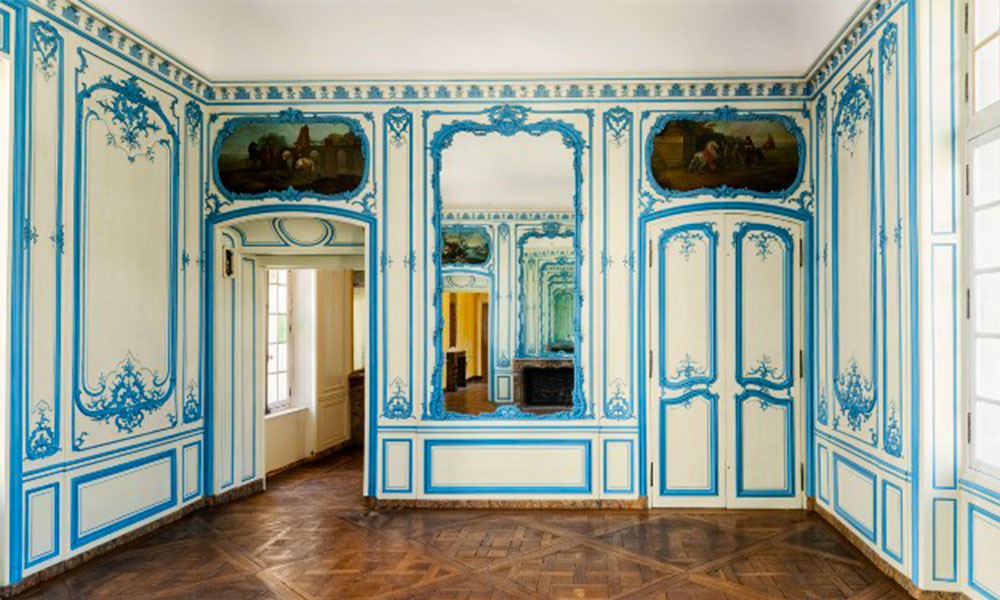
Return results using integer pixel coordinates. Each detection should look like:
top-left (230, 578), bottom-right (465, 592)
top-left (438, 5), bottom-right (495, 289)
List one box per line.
top-left (647, 211), bottom-right (804, 508)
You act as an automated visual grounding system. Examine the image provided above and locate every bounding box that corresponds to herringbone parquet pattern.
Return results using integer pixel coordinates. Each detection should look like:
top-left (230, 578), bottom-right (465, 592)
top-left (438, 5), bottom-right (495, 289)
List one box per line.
top-left (19, 448), bottom-right (911, 600)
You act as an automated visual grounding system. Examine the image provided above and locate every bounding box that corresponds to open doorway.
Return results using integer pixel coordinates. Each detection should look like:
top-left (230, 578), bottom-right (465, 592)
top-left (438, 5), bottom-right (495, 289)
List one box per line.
top-left (262, 267), bottom-right (364, 475)
top-left (209, 214), bottom-right (372, 497)
top-left (441, 289), bottom-right (491, 415)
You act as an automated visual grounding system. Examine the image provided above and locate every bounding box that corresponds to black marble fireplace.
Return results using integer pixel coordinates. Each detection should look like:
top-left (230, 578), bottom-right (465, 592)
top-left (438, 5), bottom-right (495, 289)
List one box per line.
top-left (513, 358), bottom-right (573, 412)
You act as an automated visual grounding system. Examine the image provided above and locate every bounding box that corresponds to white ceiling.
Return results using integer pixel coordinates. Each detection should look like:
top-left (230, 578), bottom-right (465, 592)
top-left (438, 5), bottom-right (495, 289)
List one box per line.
top-left (87, 0), bottom-right (867, 82)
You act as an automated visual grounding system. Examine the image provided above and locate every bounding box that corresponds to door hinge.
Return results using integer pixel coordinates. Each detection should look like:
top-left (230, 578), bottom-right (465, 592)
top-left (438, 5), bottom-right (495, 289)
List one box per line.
top-left (648, 245), bottom-right (653, 268)
top-left (965, 2), bottom-right (970, 35)
top-left (967, 288), bottom-right (972, 320)
top-left (649, 462), bottom-right (654, 488)
top-left (965, 73), bottom-right (970, 103)
top-left (799, 239), bottom-right (804, 268)
top-left (800, 463), bottom-right (805, 492)
top-left (966, 163), bottom-right (971, 196)
top-left (799, 349), bottom-right (804, 379)
top-left (649, 350), bottom-right (654, 376)
top-left (968, 412), bottom-right (973, 445)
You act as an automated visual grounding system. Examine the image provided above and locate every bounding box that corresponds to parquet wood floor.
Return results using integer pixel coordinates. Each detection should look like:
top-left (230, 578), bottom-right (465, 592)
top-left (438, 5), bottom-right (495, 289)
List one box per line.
top-left (19, 448), bottom-right (912, 600)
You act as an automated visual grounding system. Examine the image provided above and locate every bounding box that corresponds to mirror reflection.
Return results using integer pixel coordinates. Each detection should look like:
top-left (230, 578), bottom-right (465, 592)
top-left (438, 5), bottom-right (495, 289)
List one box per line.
top-left (437, 129), bottom-right (580, 417)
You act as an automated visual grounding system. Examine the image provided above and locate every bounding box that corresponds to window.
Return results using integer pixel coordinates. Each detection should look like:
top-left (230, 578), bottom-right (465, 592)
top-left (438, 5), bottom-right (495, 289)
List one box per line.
top-left (266, 269), bottom-right (291, 412)
top-left (969, 1), bottom-right (1000, 476)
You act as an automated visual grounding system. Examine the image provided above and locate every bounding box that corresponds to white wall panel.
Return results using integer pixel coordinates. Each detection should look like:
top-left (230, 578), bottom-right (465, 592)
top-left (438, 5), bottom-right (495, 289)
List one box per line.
top-left (424, 439), bottom-right (591, 494)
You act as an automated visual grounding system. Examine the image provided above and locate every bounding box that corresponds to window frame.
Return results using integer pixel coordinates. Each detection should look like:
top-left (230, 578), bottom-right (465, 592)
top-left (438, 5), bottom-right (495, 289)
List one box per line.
top-left (967, 0), bottom-right (1000, 480)
top-left (265, 269), bottom-right (293, 413)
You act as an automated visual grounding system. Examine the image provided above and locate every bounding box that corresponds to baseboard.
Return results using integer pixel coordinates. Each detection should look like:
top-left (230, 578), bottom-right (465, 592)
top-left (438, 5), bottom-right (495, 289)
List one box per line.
top-left (365, 497), bottom-right (648, 510)
top-left (810, 500), bottom-right (966, 600)
top-left (0, 478), bottom-right (264, 599)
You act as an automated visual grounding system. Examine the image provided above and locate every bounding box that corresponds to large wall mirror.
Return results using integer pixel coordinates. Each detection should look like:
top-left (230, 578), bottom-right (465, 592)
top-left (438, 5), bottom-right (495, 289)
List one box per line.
top-left (429, 107), bottom-right (585, 419)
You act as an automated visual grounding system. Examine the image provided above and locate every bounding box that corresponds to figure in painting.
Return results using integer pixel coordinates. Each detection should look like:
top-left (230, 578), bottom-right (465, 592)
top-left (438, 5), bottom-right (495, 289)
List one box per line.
top-left (650, 117), bottom-right (799, 194)
top-left (218, 120), bottom-right (365, 197)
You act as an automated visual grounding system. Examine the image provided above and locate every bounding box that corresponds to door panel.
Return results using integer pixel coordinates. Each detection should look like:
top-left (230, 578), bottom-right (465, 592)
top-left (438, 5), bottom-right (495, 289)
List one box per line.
top-left (648, 211), bottom-right (803, 509)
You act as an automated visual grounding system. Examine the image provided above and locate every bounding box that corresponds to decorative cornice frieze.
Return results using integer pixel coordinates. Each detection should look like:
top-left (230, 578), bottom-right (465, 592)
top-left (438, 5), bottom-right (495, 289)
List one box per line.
top-left (806, 0), bottom-right (903, 93)
top-left (25, 0), bottom-right (213, 99)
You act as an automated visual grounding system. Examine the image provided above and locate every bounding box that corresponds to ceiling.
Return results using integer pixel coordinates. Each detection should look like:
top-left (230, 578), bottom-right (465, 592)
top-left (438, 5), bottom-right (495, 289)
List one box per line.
top-left (87, 0), bottom-right (867, 82)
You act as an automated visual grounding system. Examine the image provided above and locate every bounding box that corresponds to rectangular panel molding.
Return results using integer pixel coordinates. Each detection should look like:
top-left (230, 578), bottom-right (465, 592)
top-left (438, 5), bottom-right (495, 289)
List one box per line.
top-left (833, 454), bottom-right (878, 543)
top-left (424, 439), bottom-right (592, 494)
top-left (603, 438), bottom-right (635, 495)
top-left (70, 450), bottom-right (178, 549)
top-left (24, 483), bottom-right (60, 569)
top-left (382, 438), bottom-right (413, 494)
top-left (969, 504), bottom-right (1000, 599)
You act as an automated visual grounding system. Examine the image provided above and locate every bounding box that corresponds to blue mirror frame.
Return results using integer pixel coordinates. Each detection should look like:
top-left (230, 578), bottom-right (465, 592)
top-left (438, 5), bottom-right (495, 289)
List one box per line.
top-left (427, 105), bottom-right (587, 420)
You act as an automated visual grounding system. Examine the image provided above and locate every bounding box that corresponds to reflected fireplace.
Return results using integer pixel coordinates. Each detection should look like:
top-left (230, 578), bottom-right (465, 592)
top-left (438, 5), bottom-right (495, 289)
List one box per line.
top-left (513, 358), bottom-right (573, 413)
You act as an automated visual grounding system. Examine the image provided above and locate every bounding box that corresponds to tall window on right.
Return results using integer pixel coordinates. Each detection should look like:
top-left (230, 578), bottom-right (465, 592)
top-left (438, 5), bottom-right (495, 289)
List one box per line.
top-left (969, 0), bottom-right (1000, 477)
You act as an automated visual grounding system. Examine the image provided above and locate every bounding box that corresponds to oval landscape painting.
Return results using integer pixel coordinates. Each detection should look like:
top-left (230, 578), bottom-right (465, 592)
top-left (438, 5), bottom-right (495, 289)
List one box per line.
top-left (217, 119), bottom-right (366, 198)
top-left (649, 117), bottom-right (801, 195)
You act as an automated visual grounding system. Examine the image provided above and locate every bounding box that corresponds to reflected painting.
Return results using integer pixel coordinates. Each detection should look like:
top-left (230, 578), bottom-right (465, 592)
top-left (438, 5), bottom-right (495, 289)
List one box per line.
top-left (441, 227), bottom-right (491, 265)
top-left (217, 119), bottom-right (365, 197)
top-left (649, 117), bottom-right (800, 195)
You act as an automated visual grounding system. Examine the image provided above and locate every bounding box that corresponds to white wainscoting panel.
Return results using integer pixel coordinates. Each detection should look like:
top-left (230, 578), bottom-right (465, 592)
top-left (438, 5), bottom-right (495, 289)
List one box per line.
top-left (833, 455), bottom-right (877, 543)
top-left (382, 438), bottom-right (413, 494)
top-left (25, 483), bottom-right (59, 568)
top-left (602, 438), bottom-right (635, 495)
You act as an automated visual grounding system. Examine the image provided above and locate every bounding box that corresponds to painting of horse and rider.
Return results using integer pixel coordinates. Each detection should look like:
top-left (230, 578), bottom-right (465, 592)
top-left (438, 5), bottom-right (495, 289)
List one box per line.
top-left (649, 117), bottom-right (800, 195)
top-left (217, 120), bottom-right (365, 197)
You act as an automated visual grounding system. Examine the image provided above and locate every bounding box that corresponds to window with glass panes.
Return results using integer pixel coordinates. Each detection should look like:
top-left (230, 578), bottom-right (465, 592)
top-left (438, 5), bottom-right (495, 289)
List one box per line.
top-left (969, 0), bottom-right (1000, 477)
top-left (266, 269), bottom-right (291, 411)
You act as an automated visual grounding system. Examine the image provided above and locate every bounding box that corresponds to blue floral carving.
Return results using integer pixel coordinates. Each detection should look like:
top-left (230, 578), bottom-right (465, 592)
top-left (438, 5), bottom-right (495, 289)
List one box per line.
top-left (884, 402), bottom-right (902, 457)
top-left (672, 354), bottom-right (706, 382)
top-left (817, 390), bottom-right (829, 426)
top-left (27, 401), bottom-right (59, 460)
top-left (184, 101), bottom-right (202, 141)
top-left (31, 20), bottom-right (61, 80)
top-left (816, 93), bottom-right (828, 134)
top-left (834, 73), bottom-right (872, 155)
top-left (835, 358), bottom-right (875, 431)
top-left (604, 378), bottom-right (632, 420)
top-left (182, 381), bottom-right (200, 423)
top-left (385, 106), bottom-right (412, 147)
top-left (497, 352), bottom-right (510, 368)
top-left (665, 230), bottom-right (703, 260)
top-left (880, 22), bottom-right (898, 76)
top-left (747, 355), bottom-right (781, 380)
top-left (604, 107), bottom-right (632, 148)
top-left (94, 75), bottom-right (164, 162)
top-left (746, 231), bottom-right (779, 259)
top-left (76, 352), bottom-right (172, 434)
top-left (384, 377), bottom-right (411, 419)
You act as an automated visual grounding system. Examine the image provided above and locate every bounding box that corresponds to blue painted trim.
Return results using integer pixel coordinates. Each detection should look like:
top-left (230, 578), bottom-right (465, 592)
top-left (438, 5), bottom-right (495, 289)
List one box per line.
top-left (181, 440), bottom-right (203, 502)
top-left (0, 8), bottom-right (9, 54)
top-left (69, 449), bottom-right (178, 549)
top-left (733, 222), bottom-right (795, 390)
top-left (380, 438), bottom-right (413, 494)
top-left (969, 503), bottom-right (1000, 600)
top-left (905, 0), bottom-right (920, 583)
top-left (735, 389), bottom-right (795, 498)
top-left (658, 389), bottom-right (718, 497)
top-left (657, 222), bottom-right (718, 390)
top-left (832, 453), bottom-right (877, 543)
top-left (210, 108), bottom-right (371, 204)
top-left (930, 243), bottom-right (958, 490)
top-left (230, 217), bottom-right (361, 248)
top-left (815, 429), bottom-right (910, 481)
top-left (204, 204), bottom-right (378, 496)
top-left (961, 478), bottom-right (1000, 506)
top-left (23, 482), bottom-right (60, 569)
top-left (423, 439), bottom-right (592, 494)
top-left (602, 438), bottom-right (635, 495)
top-left (644, 107), bottom-right (806, 201)
top-left (881, 479), bottom-right (904, 564)
top-left (9, 1), bottom-right (30, 582)
top-left (240, 256), bottom-right (257, 483)
top-left (930, 497), bottom-right (957, 582)
top-left (817, 443), bottom-right (830, 504)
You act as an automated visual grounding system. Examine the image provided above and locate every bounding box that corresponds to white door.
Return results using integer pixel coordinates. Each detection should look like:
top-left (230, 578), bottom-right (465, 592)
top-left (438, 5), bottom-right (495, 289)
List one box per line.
top-left (647, 211), bottom-right (805, 509)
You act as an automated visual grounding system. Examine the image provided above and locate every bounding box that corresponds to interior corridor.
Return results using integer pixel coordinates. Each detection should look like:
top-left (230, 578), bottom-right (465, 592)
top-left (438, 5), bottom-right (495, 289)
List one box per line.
top-left (18, 449), bottom-right (910, 600)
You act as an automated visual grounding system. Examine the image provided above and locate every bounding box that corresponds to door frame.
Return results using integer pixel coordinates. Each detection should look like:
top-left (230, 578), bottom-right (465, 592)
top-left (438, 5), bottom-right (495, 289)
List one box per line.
top-left (203, 205), bottom-right (378, 497)
top-left (638, 202), bottom-right (815, 505)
